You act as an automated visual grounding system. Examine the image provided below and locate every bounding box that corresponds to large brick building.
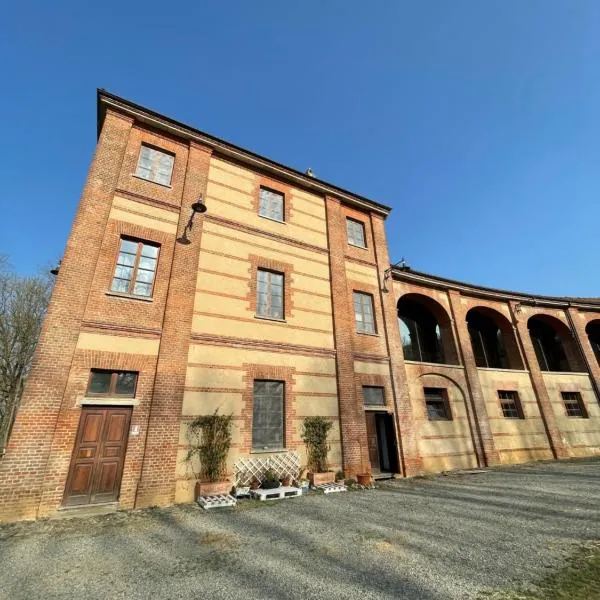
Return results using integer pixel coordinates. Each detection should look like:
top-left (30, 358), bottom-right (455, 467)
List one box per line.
top-left (1, 90), bottom-right (599, 521)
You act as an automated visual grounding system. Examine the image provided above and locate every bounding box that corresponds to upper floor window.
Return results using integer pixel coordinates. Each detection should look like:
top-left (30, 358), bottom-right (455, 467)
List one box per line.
top-left (424, 387), bottom-right (452, 421)
top-left (256, 269), bottom-right (284, 320)
top-left (135, 144), bottom-right (174, 186)
top-left (111, 238), bottom-right (159, 298)
top-left (353, 291), bottom-right (376, 334)
top-left (252, 380), bottom-right (284, 450)
top-left (363, 386), bottom-right (385, 406)
top-left (562, 392), bottom-right (588, 418)
top-left (498, 390), bottom-right (524, 419)
top-left (87, 370), bottom-right (138, 397)
top-left (347, 218), bottom-right (366, 248)
top-left (258, 187), bottom-right (284, 222)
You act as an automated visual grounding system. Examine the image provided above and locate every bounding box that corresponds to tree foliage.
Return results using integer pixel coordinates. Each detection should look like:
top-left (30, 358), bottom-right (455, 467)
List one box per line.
top-left (302, 416), bottom-right (333, 473)
top-left (0, 256), bottom-right (52, 454)
top-left (185, 410), bottom-right (233, 482)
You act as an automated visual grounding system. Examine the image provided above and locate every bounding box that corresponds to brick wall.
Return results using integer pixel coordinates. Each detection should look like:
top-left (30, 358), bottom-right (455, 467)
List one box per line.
top-left (0, 111), bottom-right (134, 522)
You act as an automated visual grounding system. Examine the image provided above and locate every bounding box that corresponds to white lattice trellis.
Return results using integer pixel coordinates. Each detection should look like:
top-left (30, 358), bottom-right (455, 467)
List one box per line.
top-left (234, 452), bottom-right (300, 486)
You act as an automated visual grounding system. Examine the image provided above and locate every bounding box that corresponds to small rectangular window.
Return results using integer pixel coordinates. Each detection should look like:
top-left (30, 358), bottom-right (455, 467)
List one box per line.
top-left (353, 291), bottom-right (376, 334)
top-left (256, 269), bottom-right (284, 319)
top-left (562, 392), bottom-right (588, 418)
top-left (363, 386), bottom-right (385, 406)
top-left (347, 218), bottom-right (366, 248)
top-left (424, 388), bottom-right (452, 421)
top-left (258, 187), bottom-right (284, 222)
top-left (498, 390), bottom-right (524, 419)
top-left (111, 238), bottom-right (159, 298)
top-left (252, 380), bottom-right (284, 450)
top-left (135, 144), bottom-right (174, 186)
top-left (87, 370), bottom-right (138, 398)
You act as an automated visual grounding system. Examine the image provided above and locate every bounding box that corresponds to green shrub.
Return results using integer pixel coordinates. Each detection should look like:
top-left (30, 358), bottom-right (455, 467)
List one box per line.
top-left (302, 416), bottom-right (333, 473)
top-left (186, 410), bottom-right (232, 482)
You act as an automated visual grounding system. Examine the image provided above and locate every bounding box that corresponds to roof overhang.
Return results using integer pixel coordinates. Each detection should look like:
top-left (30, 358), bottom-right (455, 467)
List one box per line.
top-left (97, 89), bottom-right (392, 217)
top-left (392, 267), bottom-right (600, 311)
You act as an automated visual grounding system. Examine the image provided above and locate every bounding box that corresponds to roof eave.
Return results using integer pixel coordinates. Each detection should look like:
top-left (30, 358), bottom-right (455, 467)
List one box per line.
top-left (97, 89), bottom-right (392, 217)
top-left (392, 268), bottom-right (600, 310)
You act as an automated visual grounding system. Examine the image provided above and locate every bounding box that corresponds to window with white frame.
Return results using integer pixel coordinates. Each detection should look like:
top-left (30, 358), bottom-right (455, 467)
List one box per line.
top-left (353, 291), bottom-right (376, 334)
top-left (256, 269), bottom-right (284, 319)
top-left (346, 218), bottom-right (366, 248)
top-left (135, 144), bottom-right (174, 186)
top-left (258, 187), bottom-right (284, 222)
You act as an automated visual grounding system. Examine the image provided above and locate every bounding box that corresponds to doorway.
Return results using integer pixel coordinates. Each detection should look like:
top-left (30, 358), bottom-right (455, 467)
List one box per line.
top-left (63, 406), bottom-right (132, 507)
top-left (365, 412), bottom-right (399, 475)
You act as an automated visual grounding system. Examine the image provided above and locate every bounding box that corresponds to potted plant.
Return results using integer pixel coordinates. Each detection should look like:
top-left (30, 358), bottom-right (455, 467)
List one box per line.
top-left (281, 475), bottom-right (292, 487)
top-left (186, 410), bottom-right (233, 498)
top-left (250, 476), bottom-right (261, 490)
top-left (302, 416), bottom-right (335, 486)
top-left (261, 468), bottom-right (281, 489)
top-left (335, 470), bottom-right (344, 484)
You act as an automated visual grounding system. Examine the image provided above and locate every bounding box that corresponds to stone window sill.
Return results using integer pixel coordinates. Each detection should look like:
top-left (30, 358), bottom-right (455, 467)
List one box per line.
top-left (348, 242), bottom-right (368, 250)
top-left (356, 331), bottom-right (379, 337)
top-left (251, 448), bottom-right (288, 454)
top-left (132, 173), bottom-right (172, 189)
top-left (105, 291), bottom-right (153, 303)
top-left (78, 397), bottom-right (140, 407)
top-left (258, 214), bottom-right (286, 225)
top-left (254, 315), bottom-right (287, 323)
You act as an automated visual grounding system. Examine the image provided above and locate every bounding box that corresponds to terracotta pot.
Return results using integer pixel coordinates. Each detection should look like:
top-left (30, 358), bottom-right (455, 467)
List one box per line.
top-left (356, 473), bottom-right (372, 486)
top-left (281, 476), bottom-right (291, 487)
top-left (309, 471), bottom-right (335, 486)
top-left (195, 481), bottom-right (231, 498)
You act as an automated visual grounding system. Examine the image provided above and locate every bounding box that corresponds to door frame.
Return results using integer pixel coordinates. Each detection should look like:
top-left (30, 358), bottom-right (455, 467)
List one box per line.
top-left (62, 405), bottom-right (132, 507)
top-left (365, 410), bottom-right (400, 474)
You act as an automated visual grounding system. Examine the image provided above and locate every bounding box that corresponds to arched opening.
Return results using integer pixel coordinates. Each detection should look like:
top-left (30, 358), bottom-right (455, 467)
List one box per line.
top-left (466, 307), bottom-right (523, 370)
top-left (398, 294), bottom-right (458, 365)
top-left (528, 315), bottom-right (584, 373)
top-left (585, 320), bottom-right (600, 367)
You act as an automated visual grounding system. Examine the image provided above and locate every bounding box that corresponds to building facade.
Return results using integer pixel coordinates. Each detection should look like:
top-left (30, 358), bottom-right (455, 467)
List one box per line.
top-left (0, 90), bottom-right (599, 521)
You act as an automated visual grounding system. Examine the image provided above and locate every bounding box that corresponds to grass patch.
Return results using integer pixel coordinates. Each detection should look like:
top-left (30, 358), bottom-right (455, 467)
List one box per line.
top-left (481, 542), bottom-right (600, 599)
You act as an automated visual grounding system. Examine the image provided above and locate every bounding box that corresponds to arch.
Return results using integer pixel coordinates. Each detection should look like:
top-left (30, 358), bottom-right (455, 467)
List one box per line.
top-left (417, 372), bottom-right (467, 400)
top-left (528, 314), bottom-right (585, 373)
top-left (397, 293), bottom-right (459, 365)
top-left (585, 319), bottom-right (600, 367)
top-left (466, 307), bottom-right (523, 370)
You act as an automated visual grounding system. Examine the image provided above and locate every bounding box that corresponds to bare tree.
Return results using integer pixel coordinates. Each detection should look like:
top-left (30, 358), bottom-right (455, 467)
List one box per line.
top-left (0, 257), bottom-right (52, 455)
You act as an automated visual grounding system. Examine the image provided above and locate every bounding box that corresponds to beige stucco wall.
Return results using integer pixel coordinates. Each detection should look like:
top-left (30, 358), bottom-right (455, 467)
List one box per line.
top-left (193, 219), bottom-right (334, 348)
top-left (542, 372), bottom-right (600, 456)
top-left (404, 363), bottom-right (478, 472)
top-left (205, 157), bottom-right (328, 248)
top-left (477, 368), bottom-right (553, 464)
top-left (109, 195), bottom-right (179, 234)
top-left (175, 342), bottom-right (340, 503)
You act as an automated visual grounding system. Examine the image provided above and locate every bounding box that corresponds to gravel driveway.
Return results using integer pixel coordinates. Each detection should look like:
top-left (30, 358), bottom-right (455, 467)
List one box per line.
top-left (2, 458), bottom-right (599, 600)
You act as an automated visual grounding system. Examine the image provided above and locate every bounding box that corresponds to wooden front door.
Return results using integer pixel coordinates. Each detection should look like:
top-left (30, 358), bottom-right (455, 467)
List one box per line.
top-left (63, 406), bottom-right (132, 507)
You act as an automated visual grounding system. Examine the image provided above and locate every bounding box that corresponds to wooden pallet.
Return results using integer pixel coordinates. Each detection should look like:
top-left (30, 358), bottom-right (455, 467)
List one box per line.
top-left (315, 483), bottom-right (347, 494)
top-left (198, 494), bottom-right (237, 509)
top-left (250, 486), bottom-right (302, 501)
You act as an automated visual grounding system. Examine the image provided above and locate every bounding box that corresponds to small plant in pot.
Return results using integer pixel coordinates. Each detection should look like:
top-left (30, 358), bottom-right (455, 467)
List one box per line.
top-left (186, 410), bottom-right (233, 498)
top-left (280, 475), bottom-right (292, 487)
top-left (261, 468), bottom-right (281, 489)
top-left (302, 416), bottom-right (334, 486)
top-left (335, 470), bottom-right (344, 483)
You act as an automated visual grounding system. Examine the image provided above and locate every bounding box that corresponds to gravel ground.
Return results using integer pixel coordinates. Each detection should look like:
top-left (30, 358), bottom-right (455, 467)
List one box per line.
top-left (1, 458), bottom-right (599, 600)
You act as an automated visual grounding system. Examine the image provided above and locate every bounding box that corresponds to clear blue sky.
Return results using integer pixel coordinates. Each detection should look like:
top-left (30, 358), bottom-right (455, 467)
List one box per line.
top-left (1, 1), bottom-right (599, 296)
